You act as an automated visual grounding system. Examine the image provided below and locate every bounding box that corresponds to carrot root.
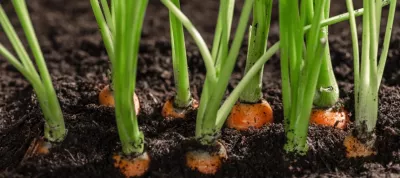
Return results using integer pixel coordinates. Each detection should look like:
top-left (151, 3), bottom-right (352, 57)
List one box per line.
top-left (161, 98), bottom-right (199, 120)
top-left (310, 107), bottom-right (349, 129)
top-left (186, 141), bottom-right (227, 175)
top-left (226, 99), bottom-right (273, 130)
top-left (343, 135), bottom-right (376, 158)
top-left (113, 152), bottom-right (150, 177)
top-left (99, 85), bottom-right (140, 114)
top-left (23, 137), bottom-right (51, 160)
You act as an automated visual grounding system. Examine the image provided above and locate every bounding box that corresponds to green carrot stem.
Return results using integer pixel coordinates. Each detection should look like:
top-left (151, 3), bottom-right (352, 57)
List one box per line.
top-left (161, 0), bottom-right (217, 83)
top-left (90, 0), bottom-right (114, 63)
top-left (214, 0), bottom-right (235, 74)
top-left (112, 0), bottom-right (148, 155)
top-left (100, 0), bottom-right (114, 34)
top-left (169, 0), bottom-right (192, 108)
top-left (377, 0), bottom-right (397, 85)
top-left (0, 6), bottom-right (37, 75)
top-left (0, 2), bottom-right (66, 142)
top-left (239, 0), bottom-right (273, 103)
top-left (279, 0), bottom-right (292, 129)
top-left (14, 0), bottom-right (66, 142)
top-left (345, 0), bottom-right (360, 121)
top-left (313, 0), bottom-right (339, 108)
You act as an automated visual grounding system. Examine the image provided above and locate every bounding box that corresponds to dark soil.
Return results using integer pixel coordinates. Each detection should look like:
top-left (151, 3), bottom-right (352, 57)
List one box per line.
top-left (1, 0), bottom-right (400, 177)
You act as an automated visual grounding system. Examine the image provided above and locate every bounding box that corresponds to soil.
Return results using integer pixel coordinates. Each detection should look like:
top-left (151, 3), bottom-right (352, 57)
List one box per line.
top-left (1, 0), bottom-right (400, 177)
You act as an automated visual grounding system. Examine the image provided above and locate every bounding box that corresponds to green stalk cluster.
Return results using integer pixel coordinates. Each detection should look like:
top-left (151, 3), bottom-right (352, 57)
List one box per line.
top-left (280, 0), bottom-right (329, 155)
top-left (168, 0), bottom-right (192, 108)
top-left (0, 1), bottom-right (66, 142)
top-left (346, 0), bottom-right (396, 143)
top-left (239, 0), bottom-right (273, 103)
top-left (163, 0), bottom-right (390, 147)
top-left (163, 0), bottom-right (276, 144)
top-left (90, 0), bottom-right (148, 155)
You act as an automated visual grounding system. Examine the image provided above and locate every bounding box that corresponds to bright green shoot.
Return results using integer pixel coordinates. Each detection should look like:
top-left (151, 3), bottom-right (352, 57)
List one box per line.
top-left (239, 0), bottom-right (273, 103)
top-left (0, 1), bottom-right (66, 142)
top-left (168, 0), bottom-right (192, 108)
top-left (346, 0), bottom-right (396, 143)
top-left (280, 0), bottom-right (329, 155)
top-left (90, 0), bottom-right (148, 155)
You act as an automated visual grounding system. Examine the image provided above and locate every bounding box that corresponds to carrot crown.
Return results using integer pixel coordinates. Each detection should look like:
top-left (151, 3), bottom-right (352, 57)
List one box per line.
top-left (0, 1), bottom-right (66, 142)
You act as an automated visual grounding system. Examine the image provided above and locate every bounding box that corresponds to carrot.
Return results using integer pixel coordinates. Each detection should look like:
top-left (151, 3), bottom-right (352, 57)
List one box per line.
top-left (99, 84), bottom-right (140, 114)
top-left (113, 152), bottom-right (150, 177)
top-left (161, 98), bottom-right (198, 119)
top-left (226, 99), bottom-right (273, 130)
top-left (23, 138), bottom-right (51, 160)
top-left (310, 107), bottom-right (349, 129)
top-left (186, 142), bottom-right (227, 175)
top-left (343, 135), bottom-right (376, 158)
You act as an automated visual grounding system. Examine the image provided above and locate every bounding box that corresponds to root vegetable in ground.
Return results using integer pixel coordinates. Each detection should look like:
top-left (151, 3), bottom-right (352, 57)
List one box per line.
top-left (161, 0), bottom-right (198, 120)
top-left (162, 0), bottom-right (279, 174)
top-left (227, 0), bottom-right (274, 131)
top-left (90, 0), bottom-right (149, 176)
top-left (344, 0), bottom-right (397, 158)
top-left (307, 0), bottom-right (349, 129)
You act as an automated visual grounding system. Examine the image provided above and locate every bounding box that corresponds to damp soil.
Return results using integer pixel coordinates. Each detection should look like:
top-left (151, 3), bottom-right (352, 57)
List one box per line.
top-left (1, 0), bottom-right (400, 177)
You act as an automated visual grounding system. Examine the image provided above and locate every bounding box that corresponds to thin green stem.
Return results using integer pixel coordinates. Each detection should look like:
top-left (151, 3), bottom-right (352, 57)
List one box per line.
top-left (279, 0), bottom-right (292, 129)
top-left (286, 0), bottom-right (302, 134)
top-left (161, 0), bottom-right (217, 83)
top-left (0, 44), bottom-right (43, 95)
top-left (14, 0), bottom-right (66, 142)
top-left (313, 0), bottom-right (339, 108)
top-left (214, 0), bottom-right (235, 73)
top-left (111, 0), bottom-right (148, 155)
top-left (90, 0), bottom-right (114, 63)
top-left (239, 0), bottom-right (273, 103)
top-left (356, 0), bottom-right (374, 135)
top-left (0, 6), bottom-right (37, 75)
top-left (303, 0), bottom-right (390, 32)
top-left (100, 0), bottom-right (114, 34)
top-left (345, 0), bottom-right (360, 119)
top-left (211, 0), bottom-right (235, 66)
top-left (169, 0), bottom-right (192, 108)
top-left (378, 0), bottom-right (397, 85)
top-left (211, 5), bottom-right (223, 61)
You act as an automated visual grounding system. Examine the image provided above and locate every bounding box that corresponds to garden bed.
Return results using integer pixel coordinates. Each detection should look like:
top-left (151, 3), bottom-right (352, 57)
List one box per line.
top-left (0, 0), bottom-right (399, 177)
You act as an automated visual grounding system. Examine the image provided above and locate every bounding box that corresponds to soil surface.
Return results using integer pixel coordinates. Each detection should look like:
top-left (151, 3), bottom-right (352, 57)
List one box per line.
top-left (1, 0), bottom-right (400, 177)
